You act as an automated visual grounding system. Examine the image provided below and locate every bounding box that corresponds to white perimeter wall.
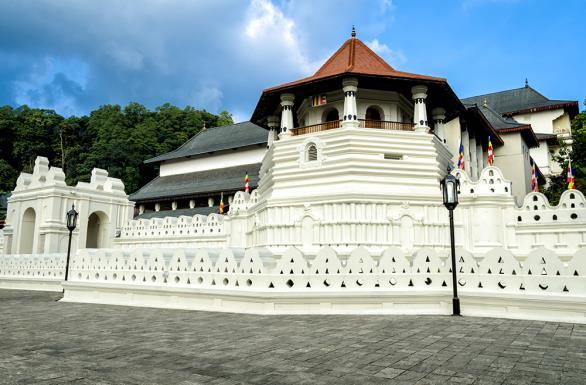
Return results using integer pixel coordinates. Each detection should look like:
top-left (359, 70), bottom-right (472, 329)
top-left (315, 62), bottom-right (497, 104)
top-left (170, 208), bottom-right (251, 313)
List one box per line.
top-left (159, 148), bottom-right (266, 177)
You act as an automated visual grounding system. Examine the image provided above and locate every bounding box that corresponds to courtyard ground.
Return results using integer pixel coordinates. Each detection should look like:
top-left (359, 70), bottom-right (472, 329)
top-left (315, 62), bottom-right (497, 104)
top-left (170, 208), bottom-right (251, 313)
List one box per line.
top-left (0, 289), bottom-right (584, 385)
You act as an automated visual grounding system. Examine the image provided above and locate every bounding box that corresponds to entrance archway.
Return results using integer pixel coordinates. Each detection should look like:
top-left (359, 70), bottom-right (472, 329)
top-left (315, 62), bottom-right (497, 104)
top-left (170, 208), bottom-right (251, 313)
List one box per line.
top-left (19, 207), bottom-right (36, 254)
top-left (86, 211), bottom-right (110, 249)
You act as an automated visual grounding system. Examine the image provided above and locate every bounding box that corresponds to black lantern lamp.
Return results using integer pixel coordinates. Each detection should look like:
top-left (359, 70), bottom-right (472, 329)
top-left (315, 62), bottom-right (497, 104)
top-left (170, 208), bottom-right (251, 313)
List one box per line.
top-left (64, 204), bottom-right (78, 283)
top-left (440, 167), bottom-right (461, 316)
top-left (441, 171), bottom-right (460, 210)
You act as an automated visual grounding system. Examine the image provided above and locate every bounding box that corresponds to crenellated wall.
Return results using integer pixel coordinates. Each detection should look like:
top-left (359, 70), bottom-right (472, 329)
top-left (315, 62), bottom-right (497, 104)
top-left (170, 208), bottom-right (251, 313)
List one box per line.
top-left (107, 165), bottom-right (585, 260)
top-left (115, 213), bottom-right (227, 248)
top-left (0, 253), bottom-right (65, 291)
top-left (56, 245), bottom-right (586, 322)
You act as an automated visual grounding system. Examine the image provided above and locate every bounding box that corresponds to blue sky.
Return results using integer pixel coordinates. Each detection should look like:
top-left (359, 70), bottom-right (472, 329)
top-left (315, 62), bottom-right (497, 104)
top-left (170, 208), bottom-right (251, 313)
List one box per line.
top-left (0, 0), bottom-right (584, 122)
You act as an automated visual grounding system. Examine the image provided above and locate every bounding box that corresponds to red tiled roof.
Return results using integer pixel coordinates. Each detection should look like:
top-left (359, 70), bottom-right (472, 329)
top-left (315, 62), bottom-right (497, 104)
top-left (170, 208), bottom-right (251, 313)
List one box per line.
top-left (264, 37), bottom-right (445, 92)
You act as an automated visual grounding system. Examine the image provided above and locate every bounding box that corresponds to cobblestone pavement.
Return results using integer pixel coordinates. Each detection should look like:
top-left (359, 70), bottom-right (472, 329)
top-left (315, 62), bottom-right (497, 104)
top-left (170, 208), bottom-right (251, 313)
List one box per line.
top-left (0, 290), bottom-right (585, 385)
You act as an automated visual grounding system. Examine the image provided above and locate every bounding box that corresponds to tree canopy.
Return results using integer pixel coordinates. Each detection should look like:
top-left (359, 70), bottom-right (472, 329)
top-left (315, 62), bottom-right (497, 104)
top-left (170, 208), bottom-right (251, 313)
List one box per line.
top-left (543, 104), bottom-right (586, 205)
top-left (0, 103), bottom-right (233, 195)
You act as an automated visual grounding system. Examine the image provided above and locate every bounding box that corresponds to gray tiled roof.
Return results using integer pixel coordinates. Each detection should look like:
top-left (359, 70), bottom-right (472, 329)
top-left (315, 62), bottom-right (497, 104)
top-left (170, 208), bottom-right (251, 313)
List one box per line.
top-left (135, 207), bottom-right (217, 219)
top-left (461, 85), bottom-right (576, 115)
top-left (463, 103), bottom-right (539, 148)
top-left (130, 163), bottom-right (261, 202)
top-left (145, 121), bottom-right (268, 164)
top-left (464, 103), bottom-right (526, 131)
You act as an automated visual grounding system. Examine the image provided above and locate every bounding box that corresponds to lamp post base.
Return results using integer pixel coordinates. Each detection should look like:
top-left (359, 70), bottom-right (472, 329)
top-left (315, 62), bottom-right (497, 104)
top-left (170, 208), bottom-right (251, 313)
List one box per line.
top-left (452, 297), bottom-right (461, 316)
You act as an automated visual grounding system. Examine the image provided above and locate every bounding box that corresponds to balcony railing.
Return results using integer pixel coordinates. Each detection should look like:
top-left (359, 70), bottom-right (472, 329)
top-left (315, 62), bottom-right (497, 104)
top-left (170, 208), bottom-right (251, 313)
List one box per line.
top-left (291, 119), bottom-right (414, 136)
top-left (358, 119), bottom-right (415, 131)
top-left (291, 120), bottom-right (341, 136)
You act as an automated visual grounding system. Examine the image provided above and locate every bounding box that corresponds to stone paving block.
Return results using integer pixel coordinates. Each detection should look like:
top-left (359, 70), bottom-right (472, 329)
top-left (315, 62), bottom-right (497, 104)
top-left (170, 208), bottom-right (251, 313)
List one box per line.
top-left (0, 290), bottom-right (584, 385)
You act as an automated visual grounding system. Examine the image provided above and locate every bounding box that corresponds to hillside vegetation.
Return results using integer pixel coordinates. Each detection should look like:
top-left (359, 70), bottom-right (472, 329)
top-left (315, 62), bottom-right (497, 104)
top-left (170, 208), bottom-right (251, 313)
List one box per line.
top-left (0, 103), bottom-right (233, 195)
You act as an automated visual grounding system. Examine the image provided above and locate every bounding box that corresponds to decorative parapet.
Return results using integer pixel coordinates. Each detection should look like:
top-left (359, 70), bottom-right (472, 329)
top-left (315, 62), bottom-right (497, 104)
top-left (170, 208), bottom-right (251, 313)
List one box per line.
top-left (75, 168), bottom-right (126, 195)
top-left (116, 213), bottom-right (227, 249)
top-left (14, 157), bottom-right (66, 192)
top-left (513, 190), bottom-right (586, 252)
top-left (516, 190), bottom-right (585, 224)
top-left (229, 189), bottom-right (259, 215)
top-left (454, 166), bottom-right (512, 197)
top-left (0, 253), bottom-right (65, 280)
top-left (66, 245), bottom-right (586, 298)
top-left (13, 156), bottom-right (125, 195)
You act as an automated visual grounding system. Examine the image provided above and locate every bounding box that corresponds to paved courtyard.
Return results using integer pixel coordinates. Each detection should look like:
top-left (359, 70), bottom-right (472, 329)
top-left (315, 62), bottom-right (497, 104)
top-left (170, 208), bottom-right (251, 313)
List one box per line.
top-left (0, 290), bottom-right (585, 385)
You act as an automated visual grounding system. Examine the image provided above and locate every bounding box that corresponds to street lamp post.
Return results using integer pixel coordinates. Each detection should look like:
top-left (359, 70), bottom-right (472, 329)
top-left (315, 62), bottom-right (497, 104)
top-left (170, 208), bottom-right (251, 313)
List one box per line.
top-left (64, 204), bottom-right (78, 282)
top-left (440, 167), bottom-right (461, 316)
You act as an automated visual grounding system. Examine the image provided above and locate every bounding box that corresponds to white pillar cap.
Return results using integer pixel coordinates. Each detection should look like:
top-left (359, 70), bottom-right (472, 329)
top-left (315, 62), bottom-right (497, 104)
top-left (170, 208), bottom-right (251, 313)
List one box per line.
top-left (342, 77), bottom-right (359, 90)
top-left (267, 115), bottom-right (280, 129)
top-left (411, 85), bottom-right (428, 99)
top-left (431, 107), bottom-right (446, 120)
top-left (280, 93), bottom-right (295, 104)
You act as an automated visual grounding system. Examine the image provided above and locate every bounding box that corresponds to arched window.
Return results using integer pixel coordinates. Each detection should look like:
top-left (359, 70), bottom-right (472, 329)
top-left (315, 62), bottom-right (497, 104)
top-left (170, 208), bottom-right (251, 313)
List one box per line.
top-left (306, 143), bottom-right (318, 162)
top-left (323, 108), bottom-right (339, 122)
top-left (365, 106), bottom-right (382, 121)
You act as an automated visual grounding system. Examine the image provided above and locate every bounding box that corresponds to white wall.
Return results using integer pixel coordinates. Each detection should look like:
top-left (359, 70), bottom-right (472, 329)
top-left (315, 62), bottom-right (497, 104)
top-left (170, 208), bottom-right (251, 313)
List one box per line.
top-left (159, 148), bottom-right (266, 177)
top-left (513, 109), bottom-right (564, 134)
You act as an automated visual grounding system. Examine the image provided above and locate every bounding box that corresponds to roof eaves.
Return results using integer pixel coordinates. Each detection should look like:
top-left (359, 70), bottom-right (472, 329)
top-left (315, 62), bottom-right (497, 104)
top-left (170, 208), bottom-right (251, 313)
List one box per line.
top-left (502, 101), bottom-right (579, 117)
top-left (497, 124), bottom-right (540, 148)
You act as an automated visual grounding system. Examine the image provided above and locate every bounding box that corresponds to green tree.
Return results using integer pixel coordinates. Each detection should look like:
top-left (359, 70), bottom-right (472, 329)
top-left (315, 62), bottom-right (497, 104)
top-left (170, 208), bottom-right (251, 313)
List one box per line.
top-left (217, 110), bottom-right (234, 126)
top-left (543, 106), bottom-right (586, 205)
top-left (12, 106), bottom-right (62, 173)
top-left (0, 159), bottom-right (16, 192)
top-left (0, 103), bottom-right (231, 194)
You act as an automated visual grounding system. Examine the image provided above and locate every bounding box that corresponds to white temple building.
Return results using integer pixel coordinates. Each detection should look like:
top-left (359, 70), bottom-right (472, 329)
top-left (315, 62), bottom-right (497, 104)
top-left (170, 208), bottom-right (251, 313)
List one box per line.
top-left (0, 31), bottom-right (584, 322)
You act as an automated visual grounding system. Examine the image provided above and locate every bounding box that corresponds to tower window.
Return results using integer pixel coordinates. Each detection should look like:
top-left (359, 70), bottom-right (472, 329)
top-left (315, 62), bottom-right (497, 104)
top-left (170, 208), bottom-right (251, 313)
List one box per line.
top-left (306, 143), bottom-right (318, 162)
top-left (365, 106), bottom-right (382, 121)
top-left (323, 108), bottom-right (339, 122)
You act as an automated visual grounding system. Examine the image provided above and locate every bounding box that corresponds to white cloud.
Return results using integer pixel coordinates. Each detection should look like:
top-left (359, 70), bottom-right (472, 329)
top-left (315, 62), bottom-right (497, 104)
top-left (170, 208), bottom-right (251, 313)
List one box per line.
top-left (365, 39), bottom-right (406, 67)
top-left (12, 56), bottom-right (87, 115)
top-left (244, 0), bottom-right (321, 76)
top-left (191, 86), bottom-right (223, 113)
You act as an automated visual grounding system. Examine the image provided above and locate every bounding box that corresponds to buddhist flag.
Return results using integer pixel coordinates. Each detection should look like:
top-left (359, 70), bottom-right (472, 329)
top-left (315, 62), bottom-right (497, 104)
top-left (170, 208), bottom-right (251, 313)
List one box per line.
top-left (219, 192), bottom-right (224, 214)
top-left (487, 136), bottom-right (494, 166)
top-left (567, 159), bottom-right (575, 190)
top-left (531, 163), bottom-right (539, 192)
top-left (457, 140), bottom-right (465, 170)
top-left (311, 94), bottom-right (327, 107)
top-left (244, 171), bottom-right (250, 193)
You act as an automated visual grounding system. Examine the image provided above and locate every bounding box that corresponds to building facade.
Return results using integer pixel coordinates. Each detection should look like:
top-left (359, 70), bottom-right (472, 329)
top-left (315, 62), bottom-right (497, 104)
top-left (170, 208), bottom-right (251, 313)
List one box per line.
top-left (0, 31), bottom-right (584, 322)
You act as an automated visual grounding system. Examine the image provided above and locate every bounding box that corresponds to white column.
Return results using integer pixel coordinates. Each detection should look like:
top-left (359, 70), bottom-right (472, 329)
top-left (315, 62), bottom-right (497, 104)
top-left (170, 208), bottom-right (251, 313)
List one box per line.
top-left (470, 134), bottom-right (478, 179)
top-left (432, 107), bottom-right (446, 142)
top-left (411, 85), bottom-right (429, 132)
top-left (476, 141), bottom-right (484, 174)
top-left (279, 93), bottom-right (295, 137)
top-left (267, 115), bottom-right (279, 147)
top-left (342, 78), bottom-right (359, 128)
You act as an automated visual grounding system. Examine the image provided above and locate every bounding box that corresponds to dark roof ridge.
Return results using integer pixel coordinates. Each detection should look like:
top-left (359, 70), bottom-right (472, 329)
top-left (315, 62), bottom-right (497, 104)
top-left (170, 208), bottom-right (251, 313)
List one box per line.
top-left (172, 121), bottom-right (254, 153)
top-left (462, 85), bottom-right (540, 100)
